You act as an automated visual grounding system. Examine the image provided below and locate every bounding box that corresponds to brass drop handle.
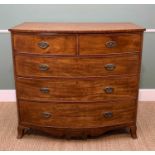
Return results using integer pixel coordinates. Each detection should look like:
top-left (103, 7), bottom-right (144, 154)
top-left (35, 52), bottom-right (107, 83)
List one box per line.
top-left (104, 64), bottom-right (116, 71)
top-left (38, 41), bottom-right (49, 49)
top-left (40, 88), bottom-right (49, 93)
top-left (106, 41), bottom-right (117, 48)
top-left (103, 112), bottom-right (113, 118)
top-left (39, 64), bottom-right (49, 71)
top-left (42, 112), bottom-right (52, 118)
top-left (104, 87), bottom-right (114, 94)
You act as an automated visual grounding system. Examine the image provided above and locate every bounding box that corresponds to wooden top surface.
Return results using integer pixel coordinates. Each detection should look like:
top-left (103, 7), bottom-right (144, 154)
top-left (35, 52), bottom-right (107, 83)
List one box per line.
top-left (9, 22), bottom-right (145, 33)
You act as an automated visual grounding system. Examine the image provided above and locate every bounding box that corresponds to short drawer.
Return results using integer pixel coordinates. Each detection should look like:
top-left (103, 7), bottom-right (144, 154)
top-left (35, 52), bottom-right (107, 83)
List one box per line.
top-left (15, 54), bottom-right (140, 77)
top-left (79, 33), bottom-right (141, 55)
top-left (16, 76), bottom-right (138, 102)
top-left (19, 100), bottom-right (136, 128)
top-left (13, 33), bottom-right (76, 55)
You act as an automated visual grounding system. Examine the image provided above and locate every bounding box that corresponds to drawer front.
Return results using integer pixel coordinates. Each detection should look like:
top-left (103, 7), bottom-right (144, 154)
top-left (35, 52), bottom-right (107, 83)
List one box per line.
top-left (13, 33), bottom-right (76, 55)
top-left (19, 100), bottom-right (136, 128)
top-left (16, 77), bottom-right (138, 102)
top-left (15, 54), bottom-right (140, 77)
top-left (79, 33), bottom-right (141, 55)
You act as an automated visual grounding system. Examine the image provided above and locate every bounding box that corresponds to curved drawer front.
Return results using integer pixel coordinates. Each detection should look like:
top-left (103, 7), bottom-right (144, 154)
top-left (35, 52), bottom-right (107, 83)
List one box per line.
top-left (16, 76), bottom-right (138, 102)
top-left (19, 100), bottom-right (136, 128)
top-left (13, 33), bottom-right (76, 55)
top-left (79, 33), bottom-right (141, 55)
top-left (15, 54), bottom-right (139, 77)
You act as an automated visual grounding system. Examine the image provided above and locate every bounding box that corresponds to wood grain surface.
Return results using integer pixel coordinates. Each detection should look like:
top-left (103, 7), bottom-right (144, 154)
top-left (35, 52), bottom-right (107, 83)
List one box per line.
top-left (16, 76), bottom-right (138, 102)
top-left (9, 22), bottom-right (145, 33)
top-left (19, 99), bottom-right (136, 128)
top-left (15, 54), bottom-right (140, 77)
top-left (13, 33), bottom-right (76, 55)
top-left (79, 33), bottom-right (142, 55)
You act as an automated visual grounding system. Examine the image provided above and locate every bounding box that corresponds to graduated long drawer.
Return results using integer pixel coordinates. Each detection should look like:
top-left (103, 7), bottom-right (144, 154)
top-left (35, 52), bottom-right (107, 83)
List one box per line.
top-left (19, 99), bottom-right (136, 128)
top-left (16, 76), bottom-right (138, 102)
top-left (15, 54), bottom-right (140, 77)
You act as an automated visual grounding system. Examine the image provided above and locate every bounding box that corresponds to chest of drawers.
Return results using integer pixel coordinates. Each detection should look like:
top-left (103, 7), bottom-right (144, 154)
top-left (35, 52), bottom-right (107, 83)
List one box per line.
top-left (9, 22), bottom-right (145, 139)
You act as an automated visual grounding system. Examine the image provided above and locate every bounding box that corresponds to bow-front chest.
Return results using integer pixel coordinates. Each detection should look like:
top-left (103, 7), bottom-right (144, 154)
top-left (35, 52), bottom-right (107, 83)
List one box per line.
top-left (9, 22), bottom-right (145, 139)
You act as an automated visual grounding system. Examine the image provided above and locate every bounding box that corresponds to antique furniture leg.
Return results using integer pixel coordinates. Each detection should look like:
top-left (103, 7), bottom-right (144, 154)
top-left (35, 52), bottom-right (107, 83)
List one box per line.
top-left (130, 125), bottom-right (137, 139)
top-left (17, 125), bottom-right (25, 139)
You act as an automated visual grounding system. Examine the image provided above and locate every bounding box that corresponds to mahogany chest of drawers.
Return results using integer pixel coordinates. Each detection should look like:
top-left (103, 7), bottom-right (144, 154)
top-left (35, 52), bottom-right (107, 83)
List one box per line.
top-left (9, 22), bottom-right (145, 139)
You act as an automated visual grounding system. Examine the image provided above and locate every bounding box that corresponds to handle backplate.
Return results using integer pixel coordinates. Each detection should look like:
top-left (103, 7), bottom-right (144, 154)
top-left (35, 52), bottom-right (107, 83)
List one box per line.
top-left (106, 41), bottom-right (117, 48)
top-left (39, 64), bottom-right (49, 71)
top-left (42, 112), bottom-right (52, 118)
top-left (104, 64), bottom-right (116, 71)
top-left (38, 41), bottom-right (49, 49)
top-left (40, 88), bottom-right (49, 93)
top-left (104, 87), bottom-right (114, 94)
top-left (103, 112), bottom-right (113, 118)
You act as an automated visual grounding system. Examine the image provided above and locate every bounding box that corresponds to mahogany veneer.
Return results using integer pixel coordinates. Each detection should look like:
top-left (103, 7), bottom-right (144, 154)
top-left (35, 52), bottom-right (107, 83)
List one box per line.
top-left (9, 22), bottom-right (145, 139)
